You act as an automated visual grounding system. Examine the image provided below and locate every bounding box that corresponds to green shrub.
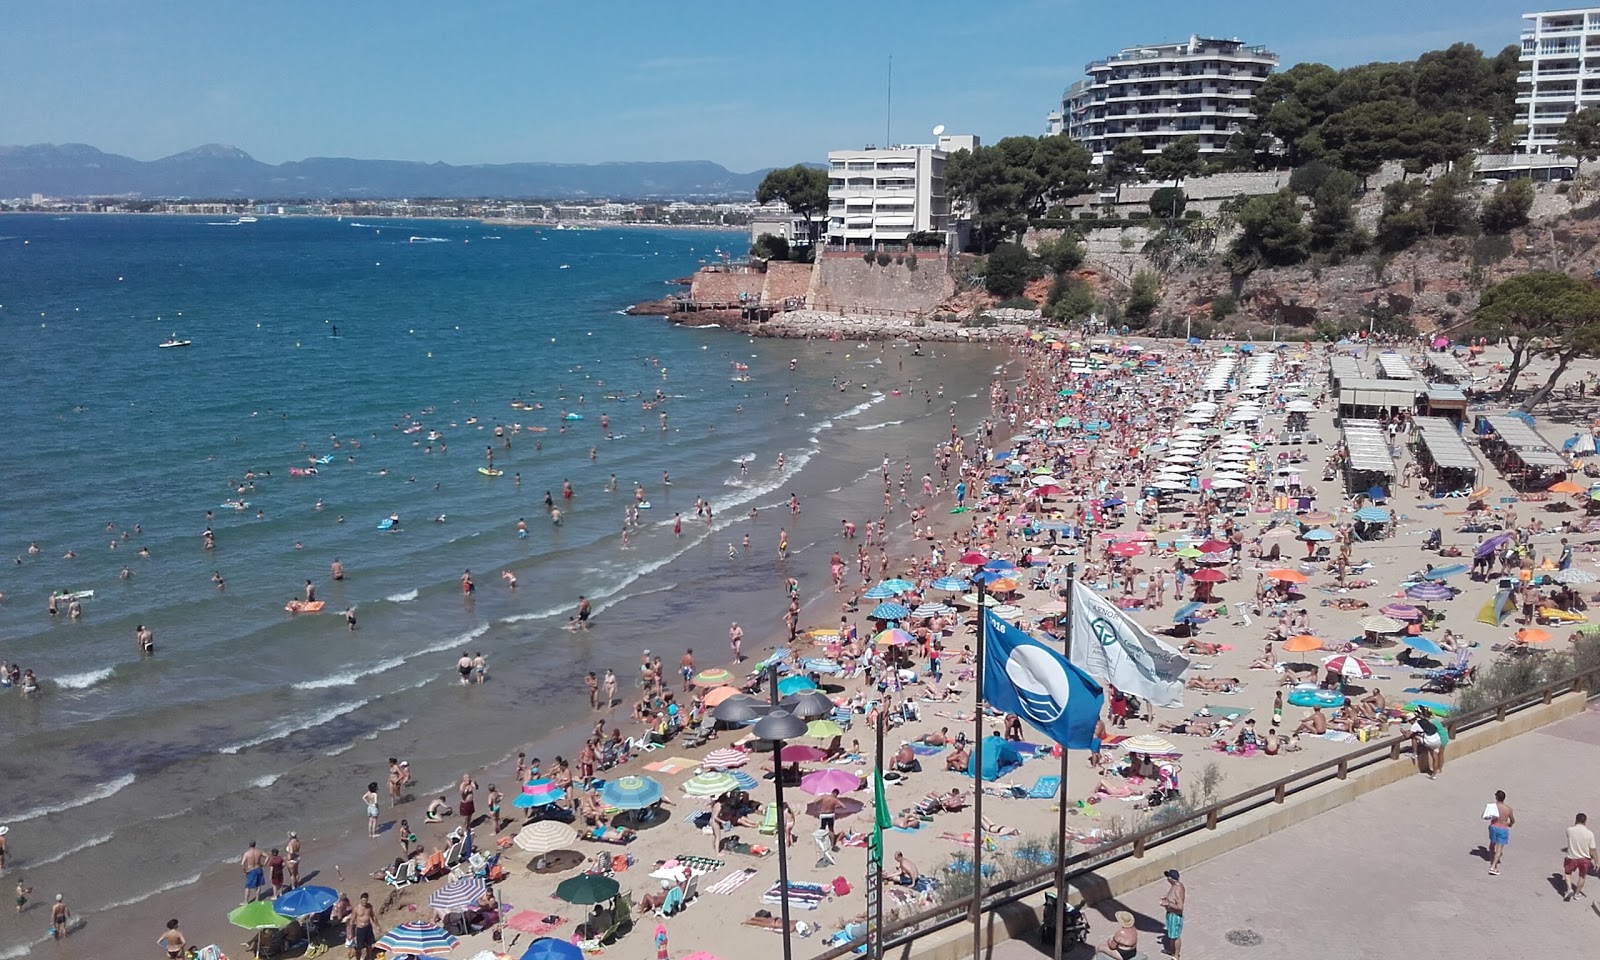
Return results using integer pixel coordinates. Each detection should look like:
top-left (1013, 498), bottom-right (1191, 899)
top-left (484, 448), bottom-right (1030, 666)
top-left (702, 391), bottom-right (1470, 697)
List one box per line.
top-left (1184, 209), bottom-right (1204, 220)
top-left (996, 296), bottom-right (1038, 310)
top-left (862, 250), bottom-right (875, 263)
top-left (906, 253), bottom-right (918, 271)
top-left (1210, 294), bottom-right (1238, 321)
top-left (1128, 211), bottom-right (1152, 222)
top-left (875, 251), bottom-right (892, 266)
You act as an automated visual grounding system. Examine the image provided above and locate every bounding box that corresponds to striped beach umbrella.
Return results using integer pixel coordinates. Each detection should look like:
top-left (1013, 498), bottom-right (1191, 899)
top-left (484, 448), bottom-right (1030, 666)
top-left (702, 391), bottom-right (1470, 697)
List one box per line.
top-left (872, 628), bottom-right (915, 647)
top-left (1405, 582), bottom-right (1454, 601)
top-left (730, 770), bottom-right (759, 790)
top-left (931, 576), bottom-right (970, 592)
top-left (912, 602), bottom-right (952, 618)
top-left (600, 775), bottom-right (663, 810)
top-left (693, 668), bottom-right (735, 687)
top-left (701, 747), bottom-right (748, 769)
top-left (375, 921), bottom-right (459, 956)
top-left (870, 602), bottom-right (909, 621)
top-left (512, 778), bottom-right (565, 808)
top-left (513, 820), bottom-right (579, 854)
top-left (1323, 654), bottom-right (1373, 679)
top-left (862, 584), bottom-right (899, 600)
top-left (429, 876), bottom-right (487, 912)
top-left (879, 578), bottom-right (916, 594)
top-left (683, 771), bottom-right (740, 797)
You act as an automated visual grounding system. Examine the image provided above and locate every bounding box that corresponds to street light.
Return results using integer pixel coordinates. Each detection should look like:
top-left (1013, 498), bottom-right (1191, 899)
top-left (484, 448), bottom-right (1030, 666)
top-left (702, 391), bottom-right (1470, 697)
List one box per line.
top-left (712, 694), bottom-right (767, 726)
top-left (784, 689), bottom-right (835, 721)
top-left (752, 708), bottom-right (809, 960)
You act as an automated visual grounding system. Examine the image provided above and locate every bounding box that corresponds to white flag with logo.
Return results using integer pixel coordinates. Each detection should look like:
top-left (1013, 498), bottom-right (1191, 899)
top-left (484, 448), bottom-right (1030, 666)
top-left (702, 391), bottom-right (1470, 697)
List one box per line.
top-left (1068, 581), bottom-right (1190, 708)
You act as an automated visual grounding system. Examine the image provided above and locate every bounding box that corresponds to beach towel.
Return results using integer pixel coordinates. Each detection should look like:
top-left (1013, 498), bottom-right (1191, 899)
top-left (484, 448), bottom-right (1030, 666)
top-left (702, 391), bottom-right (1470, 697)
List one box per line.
top-left (502, 911), bottom-right (566, 936)
top-left (763, 881), bottom-right (828, 909)
top-left (1317, 731), bottom-right (1358, 743)
top-left (728, 842), bottom-right (771, 858)
top-left (909, 744), bottom-right (944, 756)
top-left (1203, 705), bottom-right (1251, 720)
top-left (1026, 776), bottom-right (1061, 799)
top-left (706, 867), bottom-right (759, 895)
top-left (644, 757), bottom-right (696, 774)
top-left (670, 855), bottom-right (726, 874)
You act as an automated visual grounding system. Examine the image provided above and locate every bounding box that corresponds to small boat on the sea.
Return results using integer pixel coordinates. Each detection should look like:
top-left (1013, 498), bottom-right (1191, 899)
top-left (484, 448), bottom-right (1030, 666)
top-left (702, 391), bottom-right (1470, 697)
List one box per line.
top-left (237, 216), bottom-right (258, 223)
top-left (159, 336), bottom-right (192, 348)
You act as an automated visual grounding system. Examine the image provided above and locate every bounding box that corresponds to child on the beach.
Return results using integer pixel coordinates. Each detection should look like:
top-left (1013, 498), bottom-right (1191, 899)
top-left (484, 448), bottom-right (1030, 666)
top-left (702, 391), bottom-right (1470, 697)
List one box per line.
top-left (15, 879), bottom-right (31, 913)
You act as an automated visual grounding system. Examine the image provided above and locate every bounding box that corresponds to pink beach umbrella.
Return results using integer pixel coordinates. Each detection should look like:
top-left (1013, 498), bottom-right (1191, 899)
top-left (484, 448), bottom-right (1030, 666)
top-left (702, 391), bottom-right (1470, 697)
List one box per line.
top-left (701, 747), bottom-right (749, 770)
top-left (798, 768), bottom-right (862, 795)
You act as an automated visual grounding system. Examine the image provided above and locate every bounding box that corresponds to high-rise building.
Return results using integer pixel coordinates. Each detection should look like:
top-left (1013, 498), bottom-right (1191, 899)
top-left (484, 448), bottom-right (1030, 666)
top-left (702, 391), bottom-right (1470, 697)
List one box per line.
top-left (1048, 35), bottom-right (1277, 165)
top-left (1517, 7), bottom-right (1600, 153)
top-left (824, 134), bottom-right (977, 247)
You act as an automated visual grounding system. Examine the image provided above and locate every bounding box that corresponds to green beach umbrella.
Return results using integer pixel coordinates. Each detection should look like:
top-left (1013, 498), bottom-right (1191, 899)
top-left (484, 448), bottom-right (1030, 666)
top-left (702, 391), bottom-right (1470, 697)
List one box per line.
top-left (1175, 547), bottom-right (1203, 559)
top-left (229, 901), bottom-right (290, 930)
top-left (555, 873), bottom-right (621, 905)
top-left (805, 719), bottom-right (845, 740)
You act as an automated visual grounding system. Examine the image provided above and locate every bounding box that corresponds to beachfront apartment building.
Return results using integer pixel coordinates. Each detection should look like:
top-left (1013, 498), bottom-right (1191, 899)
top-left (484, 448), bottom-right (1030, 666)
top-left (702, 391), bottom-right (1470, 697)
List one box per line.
top-left (1517, 7), bottom-right (1600, 152)
top-left (1047, 35), bottom-right (1277, 165)
top-left (824, 134), bottom-right (977, 248)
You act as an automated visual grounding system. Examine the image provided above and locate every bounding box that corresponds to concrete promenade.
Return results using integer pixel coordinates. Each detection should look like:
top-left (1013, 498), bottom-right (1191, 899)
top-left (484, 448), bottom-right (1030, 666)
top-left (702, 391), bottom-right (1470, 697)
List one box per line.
top-left (994, 706), bottom-right (1600, 959)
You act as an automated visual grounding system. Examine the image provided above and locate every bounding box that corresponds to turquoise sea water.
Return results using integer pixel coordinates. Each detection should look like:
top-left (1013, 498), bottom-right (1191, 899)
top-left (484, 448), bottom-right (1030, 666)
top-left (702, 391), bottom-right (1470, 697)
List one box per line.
top-left (0, 215), bottom-right (999, 954)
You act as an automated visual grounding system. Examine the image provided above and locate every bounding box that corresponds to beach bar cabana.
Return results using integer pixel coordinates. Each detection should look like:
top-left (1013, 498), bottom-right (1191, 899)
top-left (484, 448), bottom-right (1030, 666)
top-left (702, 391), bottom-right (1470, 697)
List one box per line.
top-left (1412, 417), bottom-right (1480, 496)
top-left (1340, 419), bottom-right (1396, 495)
top-left (1474, 414), bottom-right (1569, 490)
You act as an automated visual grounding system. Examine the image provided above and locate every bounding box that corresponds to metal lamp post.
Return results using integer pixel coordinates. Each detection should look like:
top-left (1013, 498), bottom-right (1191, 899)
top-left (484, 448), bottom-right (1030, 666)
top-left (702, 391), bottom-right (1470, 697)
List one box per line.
top-left (752, 708), bottom-right (809, 960)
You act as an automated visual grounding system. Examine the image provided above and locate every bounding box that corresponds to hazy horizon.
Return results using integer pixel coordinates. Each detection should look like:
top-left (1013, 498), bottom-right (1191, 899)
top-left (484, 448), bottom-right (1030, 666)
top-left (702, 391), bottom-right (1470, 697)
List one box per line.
top-left (3, 0), bottom-right (1517, 170)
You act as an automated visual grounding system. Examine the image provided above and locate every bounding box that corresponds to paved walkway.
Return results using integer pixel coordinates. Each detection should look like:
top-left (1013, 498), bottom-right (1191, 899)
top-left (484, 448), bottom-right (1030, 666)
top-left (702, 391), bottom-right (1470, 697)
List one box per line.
top-left (992, 706), bottom-right (1600, 960)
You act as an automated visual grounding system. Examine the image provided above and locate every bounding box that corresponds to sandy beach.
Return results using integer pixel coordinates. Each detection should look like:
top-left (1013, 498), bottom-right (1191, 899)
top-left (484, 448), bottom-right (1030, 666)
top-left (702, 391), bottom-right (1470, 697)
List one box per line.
top-left (35, 330), bottom-right (1600, 960)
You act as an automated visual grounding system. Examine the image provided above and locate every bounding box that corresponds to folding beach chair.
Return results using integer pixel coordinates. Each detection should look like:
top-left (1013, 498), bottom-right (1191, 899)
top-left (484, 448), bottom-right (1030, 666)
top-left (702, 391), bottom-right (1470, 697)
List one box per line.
top-left (813, 829), bottom-right (836, 867)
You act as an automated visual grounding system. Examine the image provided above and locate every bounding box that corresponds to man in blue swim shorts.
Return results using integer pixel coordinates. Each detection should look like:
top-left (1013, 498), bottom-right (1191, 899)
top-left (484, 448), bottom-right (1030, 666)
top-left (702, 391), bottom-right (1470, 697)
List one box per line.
top-left (1488, 789), bottom-right (1515, 876)
top-left (1160, 868), bottom-right (1186, 958)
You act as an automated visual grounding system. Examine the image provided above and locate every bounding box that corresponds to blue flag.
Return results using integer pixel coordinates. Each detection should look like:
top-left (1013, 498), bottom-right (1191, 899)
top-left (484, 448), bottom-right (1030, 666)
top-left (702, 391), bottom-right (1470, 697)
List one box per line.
top-left (982, 609), bottom-right (1104, 750)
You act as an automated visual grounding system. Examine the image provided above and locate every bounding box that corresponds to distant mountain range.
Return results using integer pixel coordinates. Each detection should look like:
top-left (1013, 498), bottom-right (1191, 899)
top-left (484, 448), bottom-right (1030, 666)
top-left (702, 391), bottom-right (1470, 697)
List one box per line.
top-left (0, 143), bottom-right (782, 200)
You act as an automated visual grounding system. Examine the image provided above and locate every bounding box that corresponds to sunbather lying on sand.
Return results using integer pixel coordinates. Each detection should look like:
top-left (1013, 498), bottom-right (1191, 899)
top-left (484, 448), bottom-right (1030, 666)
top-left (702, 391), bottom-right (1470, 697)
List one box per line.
top-left (744, 915), bottom-right (812, 935)
top-left (1279, 667), bottom-right (1317, 685)
top-left (1158, 716), bottom-right (1222, 736)
top-left (1186, 676), bottom-right (1242, 693)
top-left (1091, 777), bottom-right (1135, 799)
top-left (1182, 640), bottom-right (1226, 656)
top-left (981, 816), bottom-right (1020, 836)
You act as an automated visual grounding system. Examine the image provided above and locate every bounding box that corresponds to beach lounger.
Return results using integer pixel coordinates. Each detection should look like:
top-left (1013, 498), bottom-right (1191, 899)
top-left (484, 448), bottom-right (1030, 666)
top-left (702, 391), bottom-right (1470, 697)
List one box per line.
top-left (383, 862), bottom-right (421, 889)
top-left (758, 803), bottom-right (779, 835)
top-left (654, 885), bottom-right (686, 917)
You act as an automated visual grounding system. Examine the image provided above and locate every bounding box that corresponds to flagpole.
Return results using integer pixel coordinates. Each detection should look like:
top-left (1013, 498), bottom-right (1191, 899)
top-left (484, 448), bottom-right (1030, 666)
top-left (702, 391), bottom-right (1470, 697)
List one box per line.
top-left (970, 579), bottom-right (988, 960)
top-left (870, 710), bottom-right (887, 960)
top-left (1053, 564), bottom-right (1077, 960)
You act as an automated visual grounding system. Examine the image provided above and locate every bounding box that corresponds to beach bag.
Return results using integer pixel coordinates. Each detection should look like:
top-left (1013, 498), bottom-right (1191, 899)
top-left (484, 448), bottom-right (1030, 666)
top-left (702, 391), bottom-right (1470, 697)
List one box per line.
top-left (832, 876), bottom-right (851, 896)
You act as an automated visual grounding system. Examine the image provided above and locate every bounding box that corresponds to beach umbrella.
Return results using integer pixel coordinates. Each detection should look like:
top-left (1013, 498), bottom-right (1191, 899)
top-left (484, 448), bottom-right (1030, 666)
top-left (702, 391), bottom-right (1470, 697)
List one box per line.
top-left (701, 747), bottom-right (749, 769)
top-left (1515, 627), bottom-right (1553, 644)
top-left (702, 685), bottom-right (741, 708)
top-left (959, 550), bottom-right (989, 565)
top-left (992, 603), bottom-right (1024, 619)
top-left (1163, 453), bottom-right (1198, 464)
top-left (1122, 734), bottom-right (1176, 754)
top-left (1354, 506), bottom-right (1391, 523)
top-left (870, 602), bottom-right (909, 621)
top-left (1323, 654), bottom-right (1373, 679)
top-left (1175, 547), bottom-right (1203, 558)
top-left (514, 820), bottom-right (579, 854)
top-left (229, 901), bottom-right (291, 932)
top-left (1211, 478), bottom-right (1247, 489)
top-left (912, 602), bottom-right (952, 618)
top-left (779, 744), bottom-right (830, 762)
top-left (777, 675), bottom-right (817, 696)
top-left (513, 778), bottom-right (565, 808)
top-left (1266, 569), bottom-right (1308, 583)
top-left (1190, 568), bottom-right (1226, 583)
top-left (1300, 511), bottom-right (1335, 523)
top-left (1475, 532), bottom-right (1515, 559)
top-left (683, 771), bottom-right (740, 797)
top-left (1109, 542), bottom-right (1143, 558)
top-left (1032, 484), bottom-right (1065, 496)
top-left (880, 578), bottom-right (916, 593)
top-left (693, 668), bottom-right (735, 687)
top-left (375, 921), bottom-right (459, 957)
top-left (1401, 635), bottom-right (1445, 656)
top-left (799, 769), bottom-right (862, 795)
top-left (805, 719), bottom-right (845, 740)
top-left (522, 937), bottom-right (585, 960)
top-left (429, 876), bottom-right (488, 912)
top-left (958, 592), bottom-right (1002, 607)
top-left (1550, 480), bottom-right (1586, 495)
top-left (872, 628), bottom-right (915, 647)
top-left (1282, 634), bottom-right (1324, 652)
top-left (932, 576), bottom-right (970, 591)
top-left (804, 796), bottom-right (865, 818)
top-left (1300, 529), bottom-right (1334, 542)
top-left (1197, 539), bottom-right (1231, 553)
top-left (863, 584), bottom-right (899, 600)
top-left (1262, 527), bottom-right (1296, 539)
top-left (554, 874), bottom-right (621, 905)
top-left (729, 771), bottom-right (759, 790)
top-left (988, 577), bottom-right (1021, 593)
top-left (1154, 480), bottom-right (1190, 490)
top-left (600, 775), bottom-right (663, 811)
top-left (1379, 603), bottom-right (1422, 621)
top-left (1359, 615), bottom-right (1405, 634)
top-left (1405, 582), bottom-right (1455, 602)
top-left (983, 557), bottom-right (1018, 571)
top-left (272, 885), bottom-right (338, 918)
top-left (1553, 568), bottom-right (1597, 584)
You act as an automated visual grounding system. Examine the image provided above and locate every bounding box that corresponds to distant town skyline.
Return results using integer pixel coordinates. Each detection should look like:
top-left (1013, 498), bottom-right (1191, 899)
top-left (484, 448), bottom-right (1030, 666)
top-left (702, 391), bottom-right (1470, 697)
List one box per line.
top-left (3, 0), bottom-right (1517, 171)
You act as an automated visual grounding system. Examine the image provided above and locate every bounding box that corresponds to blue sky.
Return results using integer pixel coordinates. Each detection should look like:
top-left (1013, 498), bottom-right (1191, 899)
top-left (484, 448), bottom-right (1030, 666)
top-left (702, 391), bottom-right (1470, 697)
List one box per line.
top-left (1, 0), bottom-right (1518, 171)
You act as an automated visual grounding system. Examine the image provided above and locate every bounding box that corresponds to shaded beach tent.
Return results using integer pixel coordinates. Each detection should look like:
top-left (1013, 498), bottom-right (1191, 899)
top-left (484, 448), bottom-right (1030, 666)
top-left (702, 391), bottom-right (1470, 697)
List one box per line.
top-left (1477, 588), bottom-right (1515, 626)
top-left (968, 734), bottom-right (1023, 781)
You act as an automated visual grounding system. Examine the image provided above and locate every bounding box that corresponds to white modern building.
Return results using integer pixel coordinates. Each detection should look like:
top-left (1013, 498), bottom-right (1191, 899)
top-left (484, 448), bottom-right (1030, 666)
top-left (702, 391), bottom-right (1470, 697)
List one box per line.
top-left (1517, 7), bottom-right (1600, 153)
top-left (1047, 35), bottom-right (1277, 165)
top-left (824, 133), bottom-right (977, 248)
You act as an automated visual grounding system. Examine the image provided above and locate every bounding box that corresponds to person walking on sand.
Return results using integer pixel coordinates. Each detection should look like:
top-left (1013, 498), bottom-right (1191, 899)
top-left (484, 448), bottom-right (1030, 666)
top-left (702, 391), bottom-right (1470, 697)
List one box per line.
top-left (602, 669), bottom-right (617, 709)
top-left (285, 832), bottom-right (301, 890)
top-left (1160, 869), bottom-right (1185, 958)
top-left (49, 893), bottom-right (69, 940)
top-left (680, 649), bottom-right (694, 690)
top-left (158, 918), bottom-right (187, 959)
top-left (364, 782), bottom-right (380, 838)
top-left (240, 841), bottom-right (267, 901)
top-left (586, 671), bottom-right (600, 710)
top-left (1563, 812), bottom-right (1596, 901)
top-left (577, 595), bottom-right (591, 629)
top-left (1487, 789), bottom-right (1513, 876)
top-left (729, 622), bottom-right (744, 662)
top-left (348, 891), bottom-right (380, 960)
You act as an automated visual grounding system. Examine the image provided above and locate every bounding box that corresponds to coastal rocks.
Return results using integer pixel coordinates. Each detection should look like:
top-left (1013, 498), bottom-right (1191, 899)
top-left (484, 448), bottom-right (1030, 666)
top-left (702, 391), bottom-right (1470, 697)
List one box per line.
top-left (717, 309), bottom-right (1026, 342)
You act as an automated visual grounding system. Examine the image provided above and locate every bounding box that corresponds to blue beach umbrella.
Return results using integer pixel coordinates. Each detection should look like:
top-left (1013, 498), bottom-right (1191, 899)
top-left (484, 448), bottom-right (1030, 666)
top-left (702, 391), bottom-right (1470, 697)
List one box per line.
top-left (879, 578), bottom-right (915, 594)
top-left (1172, 601), bottom-right (1203, 623)
top-left (862, 584), bottom-right (898, 600)
top-left (600, 775), bottom-right (663, 811)
top-left (272, 885), bottom-right (338, 918)
top-left (522, 938), bottom-right (585, 960)
top-left (988, 475), bottom-right (1012, 485)
top-left (870, 602), bottom-right (909, 621)
top-left (729, 770), bottom-right (759, 790)
top-left (1354, 506), bottom-right (1391, 523)
top-left (983, 558), bottom-right (1018, 572)
top-left (512, 778), bottom-right (566, 808)
top-left (931, 576), bottom-right (970, 592)
top-left (777, 675), bottom-right (818, 696)
top-left (1300, 529), bottom-right (1335, 541)
top-left (375, 921), bottom-right (459, 957)
top-left (1400, 635), bottom-right (1444, 656)
top-left (429, 875), bottom-right (488, 912)
top-left (991, 451), bottom-right (1013, 462)
top-left (970, 569), bottom-right (1013, 585)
